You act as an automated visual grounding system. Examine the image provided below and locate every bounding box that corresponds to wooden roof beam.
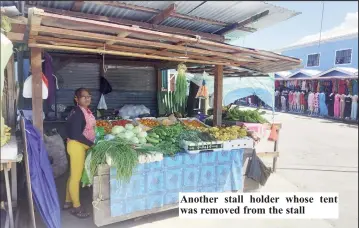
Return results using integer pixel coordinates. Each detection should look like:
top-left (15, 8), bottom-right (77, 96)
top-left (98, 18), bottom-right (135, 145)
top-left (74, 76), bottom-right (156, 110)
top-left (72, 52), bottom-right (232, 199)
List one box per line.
top-left (149, 3), bottom-right (176, 25)
top-left (31, 9), bottom-right (299, 63)
top-left (31, 26), bottom-right (256, 63)
top-left (28, 42), bottom-right (229, 66)
top-left (24, 5), bottom-right (225, 42)
top-left (216, 10), bottom-right (269, 36)
top-left (71, 0), bottom-right (84, 11)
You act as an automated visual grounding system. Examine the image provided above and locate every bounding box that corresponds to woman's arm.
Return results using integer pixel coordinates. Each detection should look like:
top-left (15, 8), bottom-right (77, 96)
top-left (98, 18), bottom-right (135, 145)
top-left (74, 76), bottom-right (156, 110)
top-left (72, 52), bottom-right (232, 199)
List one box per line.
top-left (66, 108), bottom-right (94, 147)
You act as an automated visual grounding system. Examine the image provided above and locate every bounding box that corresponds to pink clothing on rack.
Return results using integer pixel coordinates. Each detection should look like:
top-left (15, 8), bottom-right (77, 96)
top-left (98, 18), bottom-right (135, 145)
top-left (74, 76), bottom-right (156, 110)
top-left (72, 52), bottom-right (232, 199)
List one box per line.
top-left (288, 91), bottom-right (293, 104)
top-left (314, 93), bottom-right (319, 108)
top-left (334, 94), bottom-right (341, 117)
top-left (308, 92), bottom-right (314, 109)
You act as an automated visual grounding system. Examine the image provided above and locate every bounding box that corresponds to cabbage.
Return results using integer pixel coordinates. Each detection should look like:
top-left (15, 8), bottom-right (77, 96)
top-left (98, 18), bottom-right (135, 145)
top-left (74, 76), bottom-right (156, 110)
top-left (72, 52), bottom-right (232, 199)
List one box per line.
top-left (116, 133), bottom-right (126, 139)
top-left (138, 131), bottom-right (147, 139)
top-left (112, 126), bottom-right (125, 135)
top-left (124, 130), bottom-right (134, 140)
top-left (139, 137), bottom-right (147, 144)
top-left (131, 137), bottom-right (139, 144)
top-left (125, 124), bottom-right (134, 130)
top-left (133, 126), bottom-right (142, 134)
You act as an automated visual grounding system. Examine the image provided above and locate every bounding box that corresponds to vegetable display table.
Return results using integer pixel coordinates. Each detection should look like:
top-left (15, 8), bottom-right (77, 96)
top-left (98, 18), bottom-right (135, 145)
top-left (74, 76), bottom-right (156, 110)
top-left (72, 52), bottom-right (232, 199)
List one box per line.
top-left (92, 149), bottom-right (244, 227)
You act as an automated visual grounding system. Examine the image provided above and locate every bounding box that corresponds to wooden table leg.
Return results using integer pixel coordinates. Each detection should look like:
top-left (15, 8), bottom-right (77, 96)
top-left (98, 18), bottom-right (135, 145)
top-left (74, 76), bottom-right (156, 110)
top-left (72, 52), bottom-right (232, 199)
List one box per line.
top-left (4, 166), bottom-right (15, 228)
top-left (11, 163), bottom-right (17, 205)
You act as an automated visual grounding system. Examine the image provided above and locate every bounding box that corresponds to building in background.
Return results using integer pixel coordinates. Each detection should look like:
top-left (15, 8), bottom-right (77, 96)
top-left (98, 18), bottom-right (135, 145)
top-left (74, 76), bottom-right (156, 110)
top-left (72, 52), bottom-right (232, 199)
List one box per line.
top-left (276, 31), bottom-right (358, 72)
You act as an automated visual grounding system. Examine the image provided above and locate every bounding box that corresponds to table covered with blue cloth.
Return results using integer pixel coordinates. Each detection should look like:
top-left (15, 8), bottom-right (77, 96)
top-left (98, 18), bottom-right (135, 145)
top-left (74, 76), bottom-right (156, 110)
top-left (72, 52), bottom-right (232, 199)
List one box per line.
top-left (110, 149), bottom-right (244, 217)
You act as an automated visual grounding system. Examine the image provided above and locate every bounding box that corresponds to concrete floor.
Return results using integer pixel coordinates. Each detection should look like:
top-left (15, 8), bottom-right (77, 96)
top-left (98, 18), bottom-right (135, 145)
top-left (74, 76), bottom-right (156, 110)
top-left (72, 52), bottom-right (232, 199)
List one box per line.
top-left (36, 110), bottom-right (358, 228)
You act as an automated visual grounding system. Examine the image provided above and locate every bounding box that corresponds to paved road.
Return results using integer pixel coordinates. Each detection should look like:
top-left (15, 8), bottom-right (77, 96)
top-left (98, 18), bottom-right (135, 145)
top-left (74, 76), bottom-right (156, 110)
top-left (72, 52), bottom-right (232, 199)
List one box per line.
top-left (36, 111), bottom-right (358, 228)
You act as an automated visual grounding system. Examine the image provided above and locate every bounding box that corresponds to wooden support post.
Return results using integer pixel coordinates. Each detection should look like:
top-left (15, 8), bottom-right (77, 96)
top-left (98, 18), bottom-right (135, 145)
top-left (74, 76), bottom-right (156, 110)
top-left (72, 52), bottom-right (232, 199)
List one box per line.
top-left (272, 126), bottom-right (280, 172)
top-left (5, 54), bottom-right (16, 129)
top-left (30, 48), bottom-right (43, 135)
top-left (213, 65), bottom-right (223, 126)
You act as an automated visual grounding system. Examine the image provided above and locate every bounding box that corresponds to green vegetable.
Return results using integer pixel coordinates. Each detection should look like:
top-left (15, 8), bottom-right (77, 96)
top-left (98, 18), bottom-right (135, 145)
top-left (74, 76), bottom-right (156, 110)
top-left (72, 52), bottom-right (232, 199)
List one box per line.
top-left (125, 124), bottom-right (134, 130)
top-left (88, 139), bottom-right (138, 182)
top-left (146, 136), bottom-right (159, 144)
top-left (112, 126), bottom-right (125, 135)
top-left (174, 63), bottom-right (187, 115)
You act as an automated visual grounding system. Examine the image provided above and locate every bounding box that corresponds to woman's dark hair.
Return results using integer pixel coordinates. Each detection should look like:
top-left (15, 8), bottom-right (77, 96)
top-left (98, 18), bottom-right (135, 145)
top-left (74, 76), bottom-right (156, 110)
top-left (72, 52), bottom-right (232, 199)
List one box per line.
top-left (73, 88), bottom-right (90, 105)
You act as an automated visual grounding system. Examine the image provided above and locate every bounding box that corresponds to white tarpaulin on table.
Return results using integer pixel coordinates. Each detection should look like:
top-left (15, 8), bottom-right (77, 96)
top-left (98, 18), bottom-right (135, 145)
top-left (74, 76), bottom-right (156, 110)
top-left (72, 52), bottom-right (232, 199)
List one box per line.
top-left (187, 71), bottom-right (275, 109)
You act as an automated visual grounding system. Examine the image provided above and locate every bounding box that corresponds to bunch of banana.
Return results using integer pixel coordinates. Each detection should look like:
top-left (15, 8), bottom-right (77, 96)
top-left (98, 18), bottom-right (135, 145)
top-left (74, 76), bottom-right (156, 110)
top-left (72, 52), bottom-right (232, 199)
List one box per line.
top-left (202, 125), bottom-right (247, 141)
top-left (1, 125), bottom-right (11, 147)
top-left (226, 107), bottom-right (268, 124)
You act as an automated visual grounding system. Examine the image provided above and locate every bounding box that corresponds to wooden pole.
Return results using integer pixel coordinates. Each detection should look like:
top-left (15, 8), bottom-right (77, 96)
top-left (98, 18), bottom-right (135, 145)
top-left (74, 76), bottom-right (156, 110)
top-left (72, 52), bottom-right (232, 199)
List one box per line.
top-left (5, 55), bottom-right (16, 129)
top-left (213, 65), bottom-right (223, 126)
top-left (30, 47), bottom-right (43, 135)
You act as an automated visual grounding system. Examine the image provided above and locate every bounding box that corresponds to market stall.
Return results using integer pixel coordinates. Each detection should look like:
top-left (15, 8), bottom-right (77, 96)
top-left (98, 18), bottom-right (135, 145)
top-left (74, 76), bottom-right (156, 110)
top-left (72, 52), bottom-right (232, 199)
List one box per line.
top-left (274, 68), bottom-right (358, 121)
top-left (6, 5), bottom-right (302, 227)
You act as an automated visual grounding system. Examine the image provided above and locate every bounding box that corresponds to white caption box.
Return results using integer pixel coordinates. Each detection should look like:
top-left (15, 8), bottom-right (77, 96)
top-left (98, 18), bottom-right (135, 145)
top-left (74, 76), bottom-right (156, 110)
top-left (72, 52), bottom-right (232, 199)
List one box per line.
top-left (179, 192), bottom-right (339, 219)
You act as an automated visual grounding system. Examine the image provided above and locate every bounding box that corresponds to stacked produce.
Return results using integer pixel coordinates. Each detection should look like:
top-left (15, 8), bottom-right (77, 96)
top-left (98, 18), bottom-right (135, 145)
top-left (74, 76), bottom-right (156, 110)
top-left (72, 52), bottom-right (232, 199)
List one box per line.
top-left (202, 126), bottom-right (247, 141)
top-left (225, 107), bottom-right (269, 124)
top-left (83, 116), bottom-right (250, 185)
top-left (137, 118), bottom-right (159, 128)
top-left (96, 120), bottom-right (112, 133)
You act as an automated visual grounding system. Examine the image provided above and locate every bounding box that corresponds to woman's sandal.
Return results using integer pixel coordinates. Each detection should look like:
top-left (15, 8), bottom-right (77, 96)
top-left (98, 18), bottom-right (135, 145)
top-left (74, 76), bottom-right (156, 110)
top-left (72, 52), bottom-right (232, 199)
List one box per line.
top-left (70, 206), bottom-right (90, 219)
top-left (63, 202), bottom-right (73, 210)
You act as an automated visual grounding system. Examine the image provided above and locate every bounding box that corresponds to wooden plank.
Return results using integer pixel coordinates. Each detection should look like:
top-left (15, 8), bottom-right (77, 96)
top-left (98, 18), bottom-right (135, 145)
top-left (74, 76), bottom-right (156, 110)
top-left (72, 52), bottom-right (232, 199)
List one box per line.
top-left (31, 27), bottom-right (254, 63)
top-left (20, 118), bottom-right (37, 228)
top-left (33, 10), bottom-right (300, 63)
top-left (93, 199), bottom-right (178, 227)
top-left (30, 47), bottom-right (43, 135)
top-left (149, 3), bottom-right (176, 25)
top-left (105, 25), bottom-right (138, 45)
top-left (256, 152), bottom-right (279, 158)
top-left (6, 32), bottom-right (24, 42)
top-left (93, 175), bottom-right (110, 201)
top-left (213, 65), bottom-right (223, 126)
top-left (28, 43), bottom-right (229, 66)
top-left (216, 10), bottom-right (269, 35)
top-left (28, 8), bottom-right (43, 36)
top-left (71, 0), bottom-right (84, 11)
top-left (5, 55), bottom-right (16, 129)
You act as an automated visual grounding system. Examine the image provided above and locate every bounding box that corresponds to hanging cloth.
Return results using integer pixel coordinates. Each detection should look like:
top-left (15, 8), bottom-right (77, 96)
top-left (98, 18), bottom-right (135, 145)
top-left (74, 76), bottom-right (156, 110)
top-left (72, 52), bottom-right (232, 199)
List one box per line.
top-left (23, 73), bottom-right (49, 99)
top-left (196, 79), bottom-right (208, 99)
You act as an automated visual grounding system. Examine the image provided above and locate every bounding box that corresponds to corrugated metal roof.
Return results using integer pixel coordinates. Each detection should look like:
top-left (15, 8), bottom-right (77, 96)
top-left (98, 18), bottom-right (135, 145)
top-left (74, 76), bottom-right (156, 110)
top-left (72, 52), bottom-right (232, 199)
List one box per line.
top-left (22, 1), bottom-right (300, 41)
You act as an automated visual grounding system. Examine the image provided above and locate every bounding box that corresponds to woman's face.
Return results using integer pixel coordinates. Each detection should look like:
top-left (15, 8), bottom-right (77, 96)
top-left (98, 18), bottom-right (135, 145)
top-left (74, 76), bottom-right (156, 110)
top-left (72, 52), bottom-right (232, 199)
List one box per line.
top-left (76, 90), bottom-right (92, 107)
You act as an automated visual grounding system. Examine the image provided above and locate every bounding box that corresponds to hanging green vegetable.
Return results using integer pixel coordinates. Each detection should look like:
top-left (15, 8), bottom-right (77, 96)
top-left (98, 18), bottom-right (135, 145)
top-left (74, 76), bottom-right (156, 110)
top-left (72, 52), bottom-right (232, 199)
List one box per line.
top-left (174, 63), bottom-right (187, 113)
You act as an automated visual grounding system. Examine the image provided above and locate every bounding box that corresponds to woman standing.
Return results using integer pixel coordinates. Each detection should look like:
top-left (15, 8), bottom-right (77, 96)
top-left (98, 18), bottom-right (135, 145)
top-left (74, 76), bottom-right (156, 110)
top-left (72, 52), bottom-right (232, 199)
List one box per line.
top-left (64, 88), bottom-right (95, 218)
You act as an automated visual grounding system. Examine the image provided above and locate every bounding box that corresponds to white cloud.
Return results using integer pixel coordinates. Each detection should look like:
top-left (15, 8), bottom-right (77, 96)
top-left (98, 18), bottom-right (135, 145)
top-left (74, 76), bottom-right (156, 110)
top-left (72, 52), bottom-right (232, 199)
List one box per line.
top-left (291, 12), bottom-right (358, 46)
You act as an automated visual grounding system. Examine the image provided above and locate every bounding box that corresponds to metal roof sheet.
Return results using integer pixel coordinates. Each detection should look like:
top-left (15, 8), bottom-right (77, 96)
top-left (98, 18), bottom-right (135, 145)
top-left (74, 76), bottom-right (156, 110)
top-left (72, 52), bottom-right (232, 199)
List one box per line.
top-left (20, 1), bottom-right (300, 42)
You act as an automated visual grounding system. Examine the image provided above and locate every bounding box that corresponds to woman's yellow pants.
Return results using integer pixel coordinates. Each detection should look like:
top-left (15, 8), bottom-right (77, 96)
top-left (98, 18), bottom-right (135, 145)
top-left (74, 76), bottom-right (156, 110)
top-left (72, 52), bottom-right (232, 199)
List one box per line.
top-left (65, 140), bottom-right (89, 208)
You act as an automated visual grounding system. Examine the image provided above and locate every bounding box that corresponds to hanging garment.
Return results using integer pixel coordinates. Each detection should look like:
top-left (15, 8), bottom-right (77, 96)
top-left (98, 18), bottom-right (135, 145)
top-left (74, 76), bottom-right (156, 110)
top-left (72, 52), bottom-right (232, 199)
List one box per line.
top-left (300, 92), bottom-right (305, 112)
top-left (352, 80), bottom-right (358, 95)
top-left (308, 92), bottom-right (314, 112)
top-left (340, 94), bottom-right (346, 118)
top-left (288, 91), bottom-right (293, 110)
top-left (319, 92), bottom-right (328, 116)
top-left (327, 93), bottom-right (334, 117)
top-left (304, 92), bottom-right (309, 111)
top-left (338, 80), bottom-right (346, 95)
top-left (295, 91), bottom-right (301, 110)
top-left (334, 94), bottom-right (341, 118)
top-left (301, 81), bottom-right (306, 91)
top-left (314, 93), bottom-right (319, 108)
top-left (348, 80), bottom-right (353, 95)
top-left (281, 96), bottom-right (286, 111)
top-left (351, 95), bottom-right (358, 120)
top-left (344, 96), bottom-right (352, 118)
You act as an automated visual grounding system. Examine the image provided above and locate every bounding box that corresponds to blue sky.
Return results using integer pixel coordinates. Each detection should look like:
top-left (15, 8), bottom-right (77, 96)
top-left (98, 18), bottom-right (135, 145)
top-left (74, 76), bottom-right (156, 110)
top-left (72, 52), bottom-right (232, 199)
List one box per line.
top-left (231, 1), bottom-right (358, 51)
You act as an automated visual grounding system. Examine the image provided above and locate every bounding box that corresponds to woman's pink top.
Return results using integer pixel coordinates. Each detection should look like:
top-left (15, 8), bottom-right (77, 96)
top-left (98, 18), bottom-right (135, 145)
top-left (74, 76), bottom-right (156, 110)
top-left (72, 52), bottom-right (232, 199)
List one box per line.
top-left (288, 92), bottom-right (293, 104)
top-left (79, 106), bottom-right (96, 142)
top-left (308, 93), bottom-right (314, 107)
top-left (314, 93), bottom-right (319, 108)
